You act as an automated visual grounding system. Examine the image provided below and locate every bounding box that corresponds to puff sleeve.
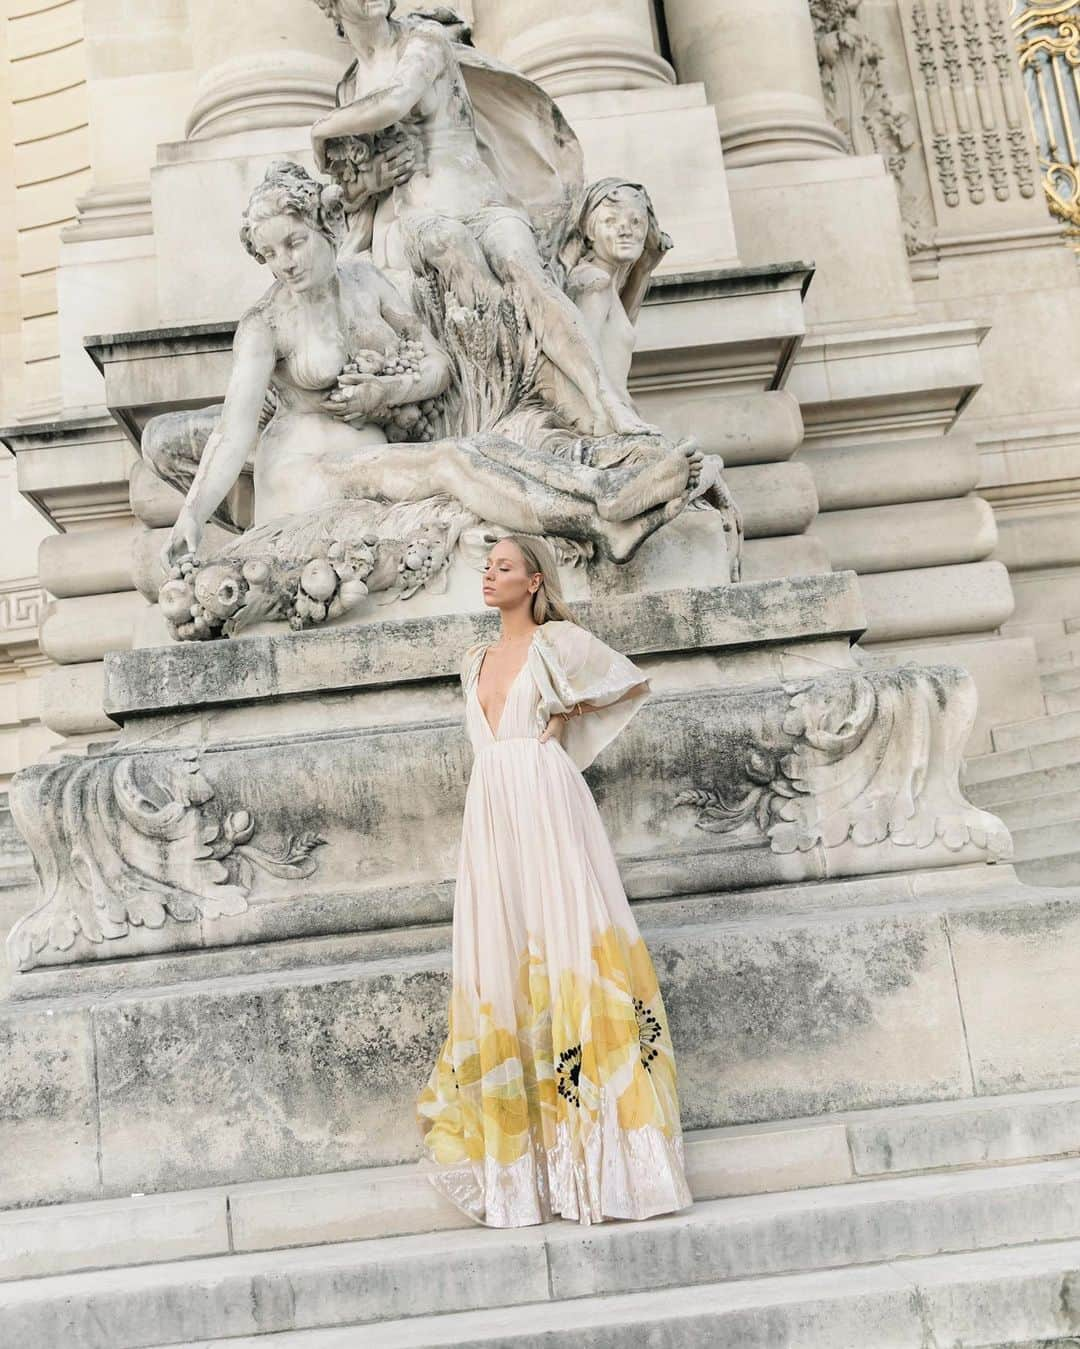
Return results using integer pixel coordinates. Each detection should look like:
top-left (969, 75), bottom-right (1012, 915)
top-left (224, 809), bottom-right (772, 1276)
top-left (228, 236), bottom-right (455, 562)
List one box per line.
top-left (527, 621), bottom-right (650, 770)
top-left (459, 640), bottom-right (487, 691)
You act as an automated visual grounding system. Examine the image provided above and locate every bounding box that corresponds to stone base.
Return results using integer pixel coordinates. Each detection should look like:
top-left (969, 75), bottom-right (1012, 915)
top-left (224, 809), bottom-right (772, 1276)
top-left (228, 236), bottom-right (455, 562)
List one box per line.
top-left (6, 573), bottom-right (1012, 976)
top-left (2, 863), bottom-right (1075, 1211)
top-left (0, 569), bottom-right (1019, 1211)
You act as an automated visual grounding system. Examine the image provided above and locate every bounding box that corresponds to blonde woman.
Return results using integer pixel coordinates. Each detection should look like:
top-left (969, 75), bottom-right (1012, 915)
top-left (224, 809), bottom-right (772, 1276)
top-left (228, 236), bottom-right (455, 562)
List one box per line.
top-left (417, 534), bottom-right (692, 1226)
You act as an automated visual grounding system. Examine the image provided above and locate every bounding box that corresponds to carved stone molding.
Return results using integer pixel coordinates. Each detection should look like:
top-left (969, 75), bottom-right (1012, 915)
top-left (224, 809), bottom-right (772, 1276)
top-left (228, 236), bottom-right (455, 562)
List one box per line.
top-left (899, 0), bottom-right (1040, 232)
top-left (7, 749), bottom-right (326, 972)
top-left (811, 0), bottom-right (933, 251)
top-left (675, 664), bottom-right (1012, 864)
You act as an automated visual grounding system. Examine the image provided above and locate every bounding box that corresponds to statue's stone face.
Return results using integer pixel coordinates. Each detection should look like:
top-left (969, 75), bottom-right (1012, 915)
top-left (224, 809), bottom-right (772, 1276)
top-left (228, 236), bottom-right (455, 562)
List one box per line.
top-left (338, 0), bottom-right (394, 21)
top-left (586, 189), bottom-right (650, 268)
top-left (251, 214), bottom-right (335, 293)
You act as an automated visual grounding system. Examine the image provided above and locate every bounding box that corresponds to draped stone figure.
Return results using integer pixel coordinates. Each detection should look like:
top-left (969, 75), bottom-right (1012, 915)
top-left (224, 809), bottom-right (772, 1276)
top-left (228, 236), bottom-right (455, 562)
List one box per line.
top-left (141, 4), bottom-right (741, 641)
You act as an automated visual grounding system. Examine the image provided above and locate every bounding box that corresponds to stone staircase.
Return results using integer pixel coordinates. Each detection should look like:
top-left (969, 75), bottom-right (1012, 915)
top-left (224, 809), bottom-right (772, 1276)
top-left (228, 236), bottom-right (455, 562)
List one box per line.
top-left (963, 652), bottom-right (1080, 886)
top-left (9, 1089), bottom-right (1080, 1346)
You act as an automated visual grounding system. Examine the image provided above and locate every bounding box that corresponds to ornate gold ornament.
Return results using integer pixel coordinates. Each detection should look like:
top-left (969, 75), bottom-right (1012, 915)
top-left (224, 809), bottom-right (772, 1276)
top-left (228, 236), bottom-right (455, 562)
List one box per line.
top-left (1013, 0), bottom-right (1080, 241)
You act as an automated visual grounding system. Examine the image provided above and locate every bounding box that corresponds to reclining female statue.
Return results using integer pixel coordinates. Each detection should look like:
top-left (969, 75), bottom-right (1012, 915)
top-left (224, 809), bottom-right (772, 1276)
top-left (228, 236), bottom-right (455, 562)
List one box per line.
top-left (156, 162), bottom-right (702, 583)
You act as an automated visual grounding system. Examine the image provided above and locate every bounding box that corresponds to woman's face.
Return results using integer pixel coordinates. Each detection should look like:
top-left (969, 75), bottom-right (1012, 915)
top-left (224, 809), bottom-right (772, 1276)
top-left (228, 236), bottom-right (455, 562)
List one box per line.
top-left (481, 540), bottom-right (540, 612)
top-left (252, 215), bottom-right (335, 294)
top-left (586, 189), bottom-right (650, 269)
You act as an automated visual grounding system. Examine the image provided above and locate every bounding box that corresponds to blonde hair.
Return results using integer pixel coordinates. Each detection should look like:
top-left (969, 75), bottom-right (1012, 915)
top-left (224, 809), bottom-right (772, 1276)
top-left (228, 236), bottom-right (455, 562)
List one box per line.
top-left (501, 534), bottom-right (578, 626)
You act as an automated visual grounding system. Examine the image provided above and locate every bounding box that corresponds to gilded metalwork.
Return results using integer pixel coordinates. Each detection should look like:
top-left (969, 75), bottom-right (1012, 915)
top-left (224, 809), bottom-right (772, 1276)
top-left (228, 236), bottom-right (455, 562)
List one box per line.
top-left (1013, 0), bottom-right (1080, 239)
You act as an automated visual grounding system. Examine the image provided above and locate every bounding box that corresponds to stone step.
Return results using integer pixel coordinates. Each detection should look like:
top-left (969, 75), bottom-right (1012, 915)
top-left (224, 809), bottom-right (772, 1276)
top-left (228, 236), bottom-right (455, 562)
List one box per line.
top-left (1048, 687), bottom-right (1080, 715)
top-left (1017, 850), bottom-right (1080, 887)
top-left (1012, 820), bottom-right (1080, 863)
top-left (1042, 668), bottom-right (1080, 695)
top-left (8, 1086), bottom-right (1080, 1283)
top-left (8, 1159), bottom-right (1080, 1347)
top-left (162, 1240), bottom-right (1080, 1348)
top-left (990, 788), bottom-right (1080, 833)
top-left (992, 709), bottom-right (1080, 755)
top-left (965, 760), bottom-right (1080, 809)
top-left (1036, 630), bottom-right (1080, 661)
top-left (963, 735), bottom-right (1080, 786)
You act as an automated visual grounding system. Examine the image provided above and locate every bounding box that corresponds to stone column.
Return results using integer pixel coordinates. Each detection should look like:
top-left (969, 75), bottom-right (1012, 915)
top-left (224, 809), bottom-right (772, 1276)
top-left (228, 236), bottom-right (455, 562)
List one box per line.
top-left (472, 0), bottom-right (674, 98)
top-left (185, 0), bottom-right (345, 140)
top-left (662, 0), bottom-right (845, 166)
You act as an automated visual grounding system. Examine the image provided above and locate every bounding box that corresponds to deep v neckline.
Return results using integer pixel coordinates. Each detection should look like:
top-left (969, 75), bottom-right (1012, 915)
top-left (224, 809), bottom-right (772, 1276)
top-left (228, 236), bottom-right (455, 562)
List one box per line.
top-left (475, 633), bottom-right (538, 739)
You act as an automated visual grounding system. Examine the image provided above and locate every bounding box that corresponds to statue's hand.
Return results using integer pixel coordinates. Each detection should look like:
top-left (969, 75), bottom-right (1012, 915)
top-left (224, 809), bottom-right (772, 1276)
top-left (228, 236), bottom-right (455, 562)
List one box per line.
top-left (371, 141), bottom-right (420, 193)
top-left (323, 374), bottom-right (394, 423)
top-left (162, 507), bottom-right (203, 573)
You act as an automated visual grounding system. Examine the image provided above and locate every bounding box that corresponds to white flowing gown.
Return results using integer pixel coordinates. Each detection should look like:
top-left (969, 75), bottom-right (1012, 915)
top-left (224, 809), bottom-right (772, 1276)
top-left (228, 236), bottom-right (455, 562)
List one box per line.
top-left (416, 619), bottom-right (692, 1227)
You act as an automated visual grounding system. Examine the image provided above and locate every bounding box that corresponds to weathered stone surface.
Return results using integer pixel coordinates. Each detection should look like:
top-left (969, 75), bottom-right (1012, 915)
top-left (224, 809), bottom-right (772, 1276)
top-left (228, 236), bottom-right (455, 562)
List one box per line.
top-left (103, 575), bottom-right (866, 719)
top-left (0, 1002), bottom-right (98, 1208)
top-left (0, 892), bottom-right (992, 1205)
top-left (948, 899), bottom-right (1080, 1096)
top-left (9, 657), bottom-right (1007, 973)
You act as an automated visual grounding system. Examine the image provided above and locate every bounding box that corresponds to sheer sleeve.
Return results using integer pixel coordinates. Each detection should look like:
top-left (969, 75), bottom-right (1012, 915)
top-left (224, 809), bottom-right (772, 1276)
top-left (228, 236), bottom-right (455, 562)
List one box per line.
top-left (528, 621), bottom-right (650, 770)
top-left (459, 641), bottom-right (487, 692)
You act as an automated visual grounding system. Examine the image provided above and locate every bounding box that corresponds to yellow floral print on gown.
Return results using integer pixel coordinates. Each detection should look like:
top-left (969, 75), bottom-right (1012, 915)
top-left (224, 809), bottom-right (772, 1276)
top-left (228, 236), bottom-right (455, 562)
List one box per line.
top-left (416, 620), bottom-right (692, 1227)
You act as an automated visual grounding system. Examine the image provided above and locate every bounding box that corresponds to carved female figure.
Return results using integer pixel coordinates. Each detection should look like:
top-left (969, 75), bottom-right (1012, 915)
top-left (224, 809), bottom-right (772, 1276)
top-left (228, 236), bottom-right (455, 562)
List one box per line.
top-left (158, 163), bottom-right (702, 579)
top-left (561, 179), bottom-right (673, 407)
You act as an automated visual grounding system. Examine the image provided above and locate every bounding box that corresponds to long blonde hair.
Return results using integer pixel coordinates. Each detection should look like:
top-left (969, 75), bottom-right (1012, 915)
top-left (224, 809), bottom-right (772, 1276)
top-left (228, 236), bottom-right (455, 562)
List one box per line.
top-left (502, 534), bottom-right (579, 627)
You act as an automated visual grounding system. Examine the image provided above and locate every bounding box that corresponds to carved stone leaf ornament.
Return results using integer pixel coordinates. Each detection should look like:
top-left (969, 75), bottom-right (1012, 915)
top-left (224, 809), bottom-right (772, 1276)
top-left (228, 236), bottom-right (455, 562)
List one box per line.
top-left (7, 749), bottom-right (327, 971)
top-left (676, 667), bottom-right (1013, 862)
top-left (812, 0), bottom-right (933, 251)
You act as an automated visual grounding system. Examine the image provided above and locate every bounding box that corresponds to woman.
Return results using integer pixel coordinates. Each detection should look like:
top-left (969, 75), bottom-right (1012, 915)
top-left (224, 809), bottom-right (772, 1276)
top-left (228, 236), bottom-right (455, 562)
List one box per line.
top-left (416, 534), bottom-right (693, 1227)
top-left (161, 161), bottom-right (696, 572)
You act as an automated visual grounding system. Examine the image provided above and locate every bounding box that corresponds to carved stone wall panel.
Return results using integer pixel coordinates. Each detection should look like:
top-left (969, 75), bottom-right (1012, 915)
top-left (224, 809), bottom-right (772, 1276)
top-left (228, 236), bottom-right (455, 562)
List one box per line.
top-left (812, 0), bottom-right (938, 253)
top-left (898, 0), bottom-right (1044, 235)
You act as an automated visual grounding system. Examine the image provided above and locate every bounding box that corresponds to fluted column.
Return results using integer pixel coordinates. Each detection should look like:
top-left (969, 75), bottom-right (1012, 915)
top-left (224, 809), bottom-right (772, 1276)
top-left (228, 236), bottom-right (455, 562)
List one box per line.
top-left (663, 0), bottom-right (845, 166)
top-left (185, 0), bottom-right (346, 140)
top-left (473, 0), bottom-right (674, 98)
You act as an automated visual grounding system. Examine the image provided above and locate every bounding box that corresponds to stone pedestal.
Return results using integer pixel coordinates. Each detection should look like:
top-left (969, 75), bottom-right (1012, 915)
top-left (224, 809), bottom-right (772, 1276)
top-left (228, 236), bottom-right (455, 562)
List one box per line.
top-left (0, 570), bottom-right (1017, 1208)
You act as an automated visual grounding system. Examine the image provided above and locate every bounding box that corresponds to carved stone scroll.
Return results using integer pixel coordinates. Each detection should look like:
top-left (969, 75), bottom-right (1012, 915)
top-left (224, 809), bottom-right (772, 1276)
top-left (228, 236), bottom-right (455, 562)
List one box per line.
top-left (675, 665), bottom-right (1013, 864)
top-left (7, 749), bottom-right (326, 972)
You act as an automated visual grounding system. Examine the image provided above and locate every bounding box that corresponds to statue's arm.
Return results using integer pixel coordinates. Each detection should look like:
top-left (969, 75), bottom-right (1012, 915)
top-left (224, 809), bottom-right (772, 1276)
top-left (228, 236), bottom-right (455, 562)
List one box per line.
top-left (167, 316), bottom-right (276, 559)
top-left (313, 34), bottom-right (445, 158)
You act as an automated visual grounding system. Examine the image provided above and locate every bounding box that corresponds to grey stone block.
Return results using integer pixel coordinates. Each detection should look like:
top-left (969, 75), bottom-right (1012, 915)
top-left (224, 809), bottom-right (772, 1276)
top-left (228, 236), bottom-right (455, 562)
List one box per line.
top-left (103, 574), bottom-right (866, 719)
top-left (0, 1002), bottom-right (99, 1208)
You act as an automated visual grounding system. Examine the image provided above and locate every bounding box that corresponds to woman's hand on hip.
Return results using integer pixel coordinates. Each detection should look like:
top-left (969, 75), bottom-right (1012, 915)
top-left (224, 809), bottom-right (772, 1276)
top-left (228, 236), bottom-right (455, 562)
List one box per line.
top-left (539, 713), bottom-right (568, 744)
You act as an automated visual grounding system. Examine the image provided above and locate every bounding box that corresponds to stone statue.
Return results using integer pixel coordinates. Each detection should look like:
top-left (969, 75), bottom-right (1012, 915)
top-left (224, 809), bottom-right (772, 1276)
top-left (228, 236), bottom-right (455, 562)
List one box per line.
top-left (148, 162), bottom-right (725, 639)
top-left (308, 0), bottom-right (650, 439)
top-left (138, 4), bottom-right (743, 642)
top-left (555, 178), bottom-right (674, 428)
